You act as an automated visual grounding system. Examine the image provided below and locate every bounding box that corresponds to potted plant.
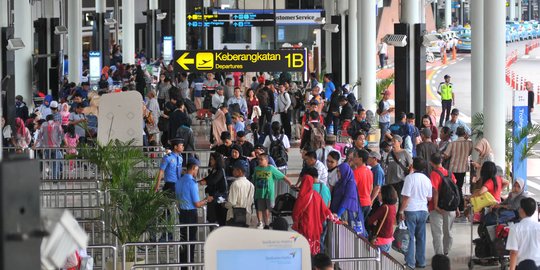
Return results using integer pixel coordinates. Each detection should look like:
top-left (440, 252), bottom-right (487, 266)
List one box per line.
top-left (80, 140), bottom-right (175, 269)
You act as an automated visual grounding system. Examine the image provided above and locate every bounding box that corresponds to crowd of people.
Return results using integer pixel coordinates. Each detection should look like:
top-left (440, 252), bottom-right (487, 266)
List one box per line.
top-left (4, 50), bottom-right (540, 270)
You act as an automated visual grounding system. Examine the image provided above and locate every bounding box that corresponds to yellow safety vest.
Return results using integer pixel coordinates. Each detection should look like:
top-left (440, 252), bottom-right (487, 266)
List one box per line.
top-left (440, 83), bottom-right (453, 100)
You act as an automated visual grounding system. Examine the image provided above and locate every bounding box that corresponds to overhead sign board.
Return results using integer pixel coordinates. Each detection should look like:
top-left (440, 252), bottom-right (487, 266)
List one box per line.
top-left (215, 9), bottom-right (323, 25)
top-left (187, 12), bottom-right (275, 28)
top-left (174, 50), bottom-right (307, 72)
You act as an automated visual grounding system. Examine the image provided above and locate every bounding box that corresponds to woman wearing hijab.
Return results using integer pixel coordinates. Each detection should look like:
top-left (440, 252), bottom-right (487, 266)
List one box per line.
top-left (484, 178), bottom-right (527, 225)
top-left (211, 106), bottom-right (228, 146)
top-left (225, 145), bottom-right (249, 179)
top-left (39, 95), bottom-right (53, 119)
top-left (471, 138), bottom-right (495, 191)
top-left (11, 117), bottom-right (31, 153)
top-left (292, 173), bottom-right (341, 255)
top-left (330, 163), bottom-right (361, 225)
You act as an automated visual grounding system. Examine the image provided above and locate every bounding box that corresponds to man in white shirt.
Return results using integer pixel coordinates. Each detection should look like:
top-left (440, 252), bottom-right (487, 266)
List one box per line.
top-left (224, 160), bottom-right (255, 226)
top-left (399, 157), bottom-right (433, 269)
top-left (211, 87), bottom-right (225, 112)
top-left (303, 150), bottom-right (328, 186)
top-left (507, 198), bottom-right (540, 270)
top-left (378, 38), bottom-right (388, 69)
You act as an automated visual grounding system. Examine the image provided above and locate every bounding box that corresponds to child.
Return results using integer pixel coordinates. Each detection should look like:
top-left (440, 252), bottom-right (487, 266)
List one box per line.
top-left (64, 124), bottom-right (79, 173)
top-left (60, 103), bottom-right (71, 130)
top-left (252, 153), bottom-right (293, 229)
top-left (232, 113), bottom-right (245, 133)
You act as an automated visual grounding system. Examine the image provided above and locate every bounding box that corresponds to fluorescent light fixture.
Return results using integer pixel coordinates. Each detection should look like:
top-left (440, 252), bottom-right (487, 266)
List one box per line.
top-left (7, 38), bottom-right (25, 51)
top-left (156, 12), bottom-right (167, 21)
top-left (383, 34), bottom-right (408, 47)
top-left (322, 24), bottom-right (339, 33)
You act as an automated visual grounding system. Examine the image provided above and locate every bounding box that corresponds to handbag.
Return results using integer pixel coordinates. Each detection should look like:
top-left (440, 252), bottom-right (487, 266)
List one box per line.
top-left (392, 221), bottom-right (410, 254)
top-left (232, 207), bottom-right (248, 226)
top-left (369, 205), bottom-right (389, 245)
top-left (470, 192), bottom-right (498, 213)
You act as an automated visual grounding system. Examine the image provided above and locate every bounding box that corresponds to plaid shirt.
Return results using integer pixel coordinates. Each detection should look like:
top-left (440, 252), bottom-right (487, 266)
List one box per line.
top-left (444, 137), bottom-right (473, 173)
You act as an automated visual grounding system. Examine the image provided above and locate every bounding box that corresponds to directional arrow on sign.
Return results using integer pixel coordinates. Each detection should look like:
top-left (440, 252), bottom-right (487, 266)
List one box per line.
top-left (176, 52), bottom-right (194, 70)
top-left (188, 15), bottom-right (192, 20)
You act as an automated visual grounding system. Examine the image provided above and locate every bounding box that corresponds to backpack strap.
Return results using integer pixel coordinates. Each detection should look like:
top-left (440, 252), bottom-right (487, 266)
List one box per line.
top-left (374, 205), bottom-right (389, 238)
top-left (391, 151), bottom-right (409, 173)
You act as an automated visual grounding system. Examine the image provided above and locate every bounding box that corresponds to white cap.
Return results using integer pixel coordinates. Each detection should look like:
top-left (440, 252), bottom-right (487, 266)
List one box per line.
top-left (50, 101), bottom-right (59, 108)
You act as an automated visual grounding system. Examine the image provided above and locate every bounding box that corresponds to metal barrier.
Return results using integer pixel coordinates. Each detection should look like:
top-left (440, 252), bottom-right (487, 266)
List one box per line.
top-left (40, 188), bottom-right (103, 208)
top-left (328, 223), bottom-right (406, 270)
top-left (122, 241), bottom-right (206, 270)
top-left (79, 219), bottom-right (107, 245)
top-left (40, 180), bottom-right (101, 191)
top-left (87, 245), bottom-right (118, 270)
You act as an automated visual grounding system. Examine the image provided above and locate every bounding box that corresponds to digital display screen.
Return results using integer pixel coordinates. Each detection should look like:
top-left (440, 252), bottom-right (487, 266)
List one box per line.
top-left (217, 248), bottom-right (302, 270)
top-left (88, 51), bottom-right (101, 82)
top-left (163, 36), bottom-right (173, 62)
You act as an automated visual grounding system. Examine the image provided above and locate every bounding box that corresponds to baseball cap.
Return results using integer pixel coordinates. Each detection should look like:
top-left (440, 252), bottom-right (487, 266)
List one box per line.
top-left (170, 138), bottom-right (185, 146)
top-left (369, 151), bottom-right (381, 161)
top-left (451, 108), bottom-right (460, 115)
top-left (232, 160), bottom-right (249, 173)
top-left (50, 101), bottom-right (59, 108)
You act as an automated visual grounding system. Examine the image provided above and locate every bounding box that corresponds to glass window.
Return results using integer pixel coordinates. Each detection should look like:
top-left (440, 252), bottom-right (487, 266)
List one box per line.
top-left (221, 26), bottom-right (252, 44)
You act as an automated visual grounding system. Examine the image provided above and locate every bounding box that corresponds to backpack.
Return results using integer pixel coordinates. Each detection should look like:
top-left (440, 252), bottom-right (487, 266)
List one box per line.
top-left (272, 193), bottom-right (296, 215)
top-left (292, 90), bottom-right (304, 110)
top-left (307, 122), bottom-right (325, 151)
top-left (434, 169), bottom-right (460, 211)
top-left (228, 102), bottom-right (241, 115)
top-left (269, 134), bottom-right (288, 167)
top-left (376, 99), bottom-right (385, 115)
top-left (182, 98), bottom-right (196, 114)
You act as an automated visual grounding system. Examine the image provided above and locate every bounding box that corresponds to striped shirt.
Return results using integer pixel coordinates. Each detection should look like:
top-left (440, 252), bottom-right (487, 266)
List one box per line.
top-left (444, 137), bottom-right (473, 173)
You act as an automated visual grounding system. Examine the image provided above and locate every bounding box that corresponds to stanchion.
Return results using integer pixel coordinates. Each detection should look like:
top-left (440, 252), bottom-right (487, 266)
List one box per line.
top-left (526, 44), bottom-right (530, 55)
top-left (452, 46), bottom-right (457, 60)
top-left (537, 86), bottom-right (540, 104)
top-left (442, 50), bottom-right (448, 64)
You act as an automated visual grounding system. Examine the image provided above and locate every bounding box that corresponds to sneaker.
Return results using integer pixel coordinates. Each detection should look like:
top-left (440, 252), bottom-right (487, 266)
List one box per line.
top-left (257, 222), bottom-right (264, 229)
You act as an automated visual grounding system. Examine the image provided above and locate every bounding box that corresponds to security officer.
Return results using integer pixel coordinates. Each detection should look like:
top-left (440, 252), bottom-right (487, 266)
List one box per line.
top-left (155, 138), bottom-right (184, 193)
top-left (437, 74), bottom-right (455, 127)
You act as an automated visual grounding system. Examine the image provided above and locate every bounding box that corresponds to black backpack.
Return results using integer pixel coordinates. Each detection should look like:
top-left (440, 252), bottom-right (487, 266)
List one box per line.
top-left (434, 169), bottom-right (460, 211)
top-left (269, 134), bottom-right (288, 167)
top-left (376, 99), bottom-right (385, 115)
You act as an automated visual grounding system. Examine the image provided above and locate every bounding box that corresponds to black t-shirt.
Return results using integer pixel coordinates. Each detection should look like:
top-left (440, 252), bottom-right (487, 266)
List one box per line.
top-left (239, 141), bottom-right (254, 157)
top-left (528, 90), bottom-right (535, 109)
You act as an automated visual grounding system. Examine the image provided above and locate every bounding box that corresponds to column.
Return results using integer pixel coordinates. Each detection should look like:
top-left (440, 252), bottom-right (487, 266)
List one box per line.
top-left (122, 0), bottom-right (135, 64)
top-left (348, 0), bottom-right (358, 90)
top-left (14, 0), bottom-right (33, 101)
top-left (518, 0), bottom-right (523, 21)
top-left (358, 0), bottom-right (377, 112)
top-left (483, 0), bottom-right (506, 167)
top-left (0, 0), bottom-right (7, 27)
top-left (68, 0), bottom-right (82, 84)
top-left (509, 0), bottom-right (516, 20)
top-left (175, 0), bottom-right (187, 50)
top-left (445, 0), bottom-right (452, 27)
top-left (251, 27), bottom-right (262, 49)
top-left (401, 0), bottom-right (422, 111)
top-left (149, 0), bottom-right (159, 10)
top-left (324, 0), bottom-right (333, 74)
top-left (471, 0), bottom-right (484, 117)
top-left (339, 0), bottom-right (347, 84)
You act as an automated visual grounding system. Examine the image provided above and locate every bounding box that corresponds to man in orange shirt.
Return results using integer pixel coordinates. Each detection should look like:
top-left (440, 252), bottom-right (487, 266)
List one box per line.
top-left (352, 149), bottom-right (374, 218)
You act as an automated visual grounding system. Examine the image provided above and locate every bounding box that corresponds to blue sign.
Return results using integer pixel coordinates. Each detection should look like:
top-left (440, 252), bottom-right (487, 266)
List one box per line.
top-left (163, 36), bottom-right (173, 62)
top-left (513, 91), bottom-right (528, 188)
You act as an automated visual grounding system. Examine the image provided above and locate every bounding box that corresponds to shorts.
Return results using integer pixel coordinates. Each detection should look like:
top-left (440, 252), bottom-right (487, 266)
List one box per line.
top-left (256, 199), bottom-right (272, 211)
top-left (194, 90), bottom-right (202, 97)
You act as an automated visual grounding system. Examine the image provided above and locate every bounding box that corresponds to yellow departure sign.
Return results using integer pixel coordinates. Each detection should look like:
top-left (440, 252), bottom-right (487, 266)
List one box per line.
top-left (174, 50), bottom-right (307, 72)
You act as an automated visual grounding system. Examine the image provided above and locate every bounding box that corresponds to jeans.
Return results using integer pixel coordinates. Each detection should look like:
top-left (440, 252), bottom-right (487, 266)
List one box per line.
top-left (429, 210), bottom-right (456, 255)
top-left (320, 221), bottom-right (328, 253)
top-left (378, 243), bottom-right (391, 253)
top-left (379, 122), bottom-right (390, 143)
top-left (379, 53), bottom-right (386, 68)
top-left (453, 172), bottom-right (466, 211)
top-left (326, 114), bottom-right (340, 135)
top-left (439, 100), bottom-right (452, 127)
top-left (404, 210), bottom-right (429, 268)
top-left (361, 206), bottom-right (372, 223)
top-left (44, 149), bottom-right (63, 179)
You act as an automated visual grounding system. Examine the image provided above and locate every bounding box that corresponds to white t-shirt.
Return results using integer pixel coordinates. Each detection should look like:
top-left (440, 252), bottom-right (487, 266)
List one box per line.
top-left (506, 216), bottom-right (540, 266)
top-left (401, 172), bottom-right (432, 212)
top-left (263, 134), bottom-right (291, 150)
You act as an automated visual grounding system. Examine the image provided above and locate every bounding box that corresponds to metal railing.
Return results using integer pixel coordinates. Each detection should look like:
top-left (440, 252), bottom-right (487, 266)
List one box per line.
top-left (122, 241), bottom-right (206, 270)
top-left (328, 223), bottom-right (407, 270)
top-left (40, 188), bottom-right (103, 208)
top-left (87, 245), bottom-right (118, 270)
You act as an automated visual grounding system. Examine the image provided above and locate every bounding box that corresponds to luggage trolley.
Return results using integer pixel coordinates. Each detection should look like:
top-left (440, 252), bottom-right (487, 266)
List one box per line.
top-left (467, 202), bottom-right (510, 270)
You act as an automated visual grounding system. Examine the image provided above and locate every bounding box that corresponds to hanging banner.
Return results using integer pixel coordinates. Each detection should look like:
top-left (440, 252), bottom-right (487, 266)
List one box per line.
top-left (513, 90), bottom-right (528, 188)
top-left (174, 50), bottom-right (307, 72)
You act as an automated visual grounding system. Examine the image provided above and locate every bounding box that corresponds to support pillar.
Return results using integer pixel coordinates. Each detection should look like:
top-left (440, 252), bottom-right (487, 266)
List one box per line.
top-left (445, 0), bottom-right (452, 27)
top-left (518, 0), bottom-right (523, 21)
top-left (509, 0), bottom-right (516, 20)
top-left (122, 0), bottom-right (135, 64)
top-left (483, 0), bottom-right (506, 168)
top-left (68, 0), bottom-right (82, 84)
top-left (0, 0), bottom-right (7, 27)
top-left (14, 0), bottom-right (33, 102)
top-left (324, 0), bottom-right (333, 74)
top-left (94, 0), bottom-right (110, 67)
top-left (528, 0), bottom-right (533, 20)
top-left (338, 0), bottom-right (347, 85)
top-left (348, 0), bottom-right (358, 91)
top-left (146, 0), bottom-right (161, 60)
top-left (175, 0), bottom-right (187, 50)
top-left (401, 0), bottom-right (423, 112)
top-left (358, 0), bottom-right (376, 113)
top-left (471, 0), bottom-right (484, 117)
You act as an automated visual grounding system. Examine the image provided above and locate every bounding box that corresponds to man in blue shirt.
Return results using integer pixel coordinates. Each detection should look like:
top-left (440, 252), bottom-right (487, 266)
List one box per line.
top-left (444, 108), bottom-right (471, 141)
top-left (175, 157), bottom-right (213, 267)
top-left (323, 73), bottom-right (336, 101)
top-left (368, 151), bottom-right (385, 209)
top-left (155, 138), bottom-right (184, 193)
